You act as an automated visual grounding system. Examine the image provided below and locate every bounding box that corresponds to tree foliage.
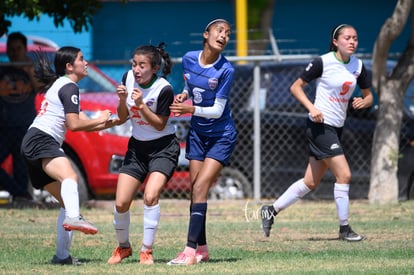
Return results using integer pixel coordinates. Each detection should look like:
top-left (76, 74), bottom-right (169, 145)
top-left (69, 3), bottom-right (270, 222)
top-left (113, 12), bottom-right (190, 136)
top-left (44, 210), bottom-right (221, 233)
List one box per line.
top-left (247, 0), bottom-right (275, 54)
top-left (0, 0), bottom-right (104, 36)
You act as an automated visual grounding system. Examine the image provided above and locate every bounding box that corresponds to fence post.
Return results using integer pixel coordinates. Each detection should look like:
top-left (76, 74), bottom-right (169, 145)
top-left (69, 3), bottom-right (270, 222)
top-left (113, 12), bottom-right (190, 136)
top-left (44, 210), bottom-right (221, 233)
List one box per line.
top-left (253, 62), bottom-right (261, 200)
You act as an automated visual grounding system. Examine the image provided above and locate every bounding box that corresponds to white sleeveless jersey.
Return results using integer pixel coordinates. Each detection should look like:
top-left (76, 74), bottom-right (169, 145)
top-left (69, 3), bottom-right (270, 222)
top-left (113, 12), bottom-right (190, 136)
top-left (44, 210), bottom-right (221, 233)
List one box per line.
top-left (123, 70), bottom-right (175, 141)
top-left (301, 52), bottom-right (365, 127)
top-left (30, 76), bottom-right (80, 145)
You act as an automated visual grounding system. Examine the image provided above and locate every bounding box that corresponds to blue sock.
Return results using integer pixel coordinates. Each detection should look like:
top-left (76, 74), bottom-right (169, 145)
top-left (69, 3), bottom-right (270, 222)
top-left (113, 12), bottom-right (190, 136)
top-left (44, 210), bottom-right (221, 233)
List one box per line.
top-left (197, 205), bottom-right (207, 246)
top-left (186, 202), bottom-right (207, 249)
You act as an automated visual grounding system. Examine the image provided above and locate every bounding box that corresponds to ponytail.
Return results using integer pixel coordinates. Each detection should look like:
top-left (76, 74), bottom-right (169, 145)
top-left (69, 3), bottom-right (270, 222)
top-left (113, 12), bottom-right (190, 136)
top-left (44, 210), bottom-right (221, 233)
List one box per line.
top-left (133, 42), bottom-right (173, 78)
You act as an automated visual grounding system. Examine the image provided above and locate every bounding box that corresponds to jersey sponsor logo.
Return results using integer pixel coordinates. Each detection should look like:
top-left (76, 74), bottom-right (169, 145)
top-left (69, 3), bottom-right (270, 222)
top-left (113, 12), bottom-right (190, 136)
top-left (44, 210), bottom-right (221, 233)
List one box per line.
top-left (208, 78), bottom-right (218, 90)
top-left (130, 105), bottom-right (149, 125)
top-left (193, 87), bottom-right (204, 104)
top-left (329, 96), bottom-right (348, 103)
top-left (71, 94), bottom-right (79, 105)
top-left (130, 105), bottom-right (141, 119)
top-left (339, 81), bottom-right (353, 96)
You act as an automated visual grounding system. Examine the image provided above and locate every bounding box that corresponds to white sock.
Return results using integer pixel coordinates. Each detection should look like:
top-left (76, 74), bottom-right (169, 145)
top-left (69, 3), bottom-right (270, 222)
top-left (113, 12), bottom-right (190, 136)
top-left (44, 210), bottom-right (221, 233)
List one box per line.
top-left (56, 207), bottom-right (73, 259)
top-left (142, 204), bottom-right (160, 251)
top-left (113, 206), bottom-right (130, 248)
top-left (273, 178), bottom-right (311, 212)
top-left (334, 183), bottom-right (350, 226)
top-left (61, 178), bottom-right (79, 218)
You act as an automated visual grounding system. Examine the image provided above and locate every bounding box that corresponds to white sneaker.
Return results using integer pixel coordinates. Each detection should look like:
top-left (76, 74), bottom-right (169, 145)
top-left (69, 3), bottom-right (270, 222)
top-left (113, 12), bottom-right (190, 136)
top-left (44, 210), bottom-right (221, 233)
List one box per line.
top-left (62, 215), bottom-right (98, 234)
top-left (167, 252), bottom-right (196, 265)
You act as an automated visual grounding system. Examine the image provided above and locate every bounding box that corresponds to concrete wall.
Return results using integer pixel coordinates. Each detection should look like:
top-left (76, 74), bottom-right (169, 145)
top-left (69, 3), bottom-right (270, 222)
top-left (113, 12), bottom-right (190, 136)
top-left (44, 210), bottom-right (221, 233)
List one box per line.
top-left (92, 0), bottom-right (234, 60)
top-left (272, 0), bottom-right (410, 55)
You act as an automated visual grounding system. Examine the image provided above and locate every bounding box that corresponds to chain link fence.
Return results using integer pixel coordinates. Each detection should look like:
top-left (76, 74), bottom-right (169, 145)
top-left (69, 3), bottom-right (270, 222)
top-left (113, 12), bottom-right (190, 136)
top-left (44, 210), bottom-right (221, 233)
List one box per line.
top-left (1, 55), bottom-right (414, 202)
top-left (157, 55), bottom-right (413, 201)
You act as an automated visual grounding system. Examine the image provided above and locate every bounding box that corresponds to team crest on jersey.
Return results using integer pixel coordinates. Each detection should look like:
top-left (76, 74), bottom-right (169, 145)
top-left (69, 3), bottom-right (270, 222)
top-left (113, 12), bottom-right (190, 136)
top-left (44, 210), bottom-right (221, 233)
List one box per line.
top-left (184, 73), bottom-right (191, 81)
top-left (146, 98), bottom-right (155, 107)
top-left (208, 78), bottom-right (218, 90)
top-left (352, 71), bottom-right (360, 78)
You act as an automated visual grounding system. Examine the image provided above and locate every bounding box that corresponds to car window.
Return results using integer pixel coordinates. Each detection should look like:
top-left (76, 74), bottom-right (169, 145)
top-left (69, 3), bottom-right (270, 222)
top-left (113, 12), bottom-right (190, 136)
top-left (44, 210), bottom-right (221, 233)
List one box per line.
top-left (404, 81), bottom-right (414, 119)
top-left (263, 64), bottom-right (314, 113)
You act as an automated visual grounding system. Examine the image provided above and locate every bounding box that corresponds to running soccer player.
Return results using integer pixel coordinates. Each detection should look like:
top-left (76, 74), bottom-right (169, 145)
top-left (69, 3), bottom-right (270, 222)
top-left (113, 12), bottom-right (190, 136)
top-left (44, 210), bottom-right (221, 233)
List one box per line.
top-left (261, 24), bottom-right (373, 242)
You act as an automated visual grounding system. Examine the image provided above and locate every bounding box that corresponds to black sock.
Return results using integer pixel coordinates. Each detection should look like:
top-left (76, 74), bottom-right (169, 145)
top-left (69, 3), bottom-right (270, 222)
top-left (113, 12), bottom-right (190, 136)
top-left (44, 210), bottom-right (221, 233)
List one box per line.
top-left (339, 224), bottom-right (350, 232)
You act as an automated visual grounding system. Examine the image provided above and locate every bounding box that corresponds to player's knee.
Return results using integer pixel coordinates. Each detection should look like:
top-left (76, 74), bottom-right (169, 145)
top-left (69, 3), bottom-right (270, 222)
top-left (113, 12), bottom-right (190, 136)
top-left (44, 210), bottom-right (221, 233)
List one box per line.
top-left (304, 180), bottom-right (318, 190)
top-left (143, 192), bottom-right (159, 206)
top-left (191, 189), bottom-right (208, 202)
top-left (337, 171), bottom-right (351, 184)
top-left (115, 202), bottom-right (130, 213)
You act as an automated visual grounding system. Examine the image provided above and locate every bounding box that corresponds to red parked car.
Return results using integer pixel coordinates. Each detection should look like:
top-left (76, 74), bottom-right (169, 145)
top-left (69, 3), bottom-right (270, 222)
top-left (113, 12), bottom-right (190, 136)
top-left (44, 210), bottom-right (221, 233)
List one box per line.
top-left (1, 35), bottom-right (252, 203)
top-left (0, 35), bottom-right (192, 203)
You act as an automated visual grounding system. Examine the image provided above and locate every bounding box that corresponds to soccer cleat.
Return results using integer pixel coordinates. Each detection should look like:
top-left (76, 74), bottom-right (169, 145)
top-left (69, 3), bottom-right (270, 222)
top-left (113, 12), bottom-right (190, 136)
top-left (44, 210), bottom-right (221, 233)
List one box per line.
top-left (62, 215), bottom-right (98, 235)
top-left (195, 251), bottom-right (209, 263)
top-left (51, 255), bottom-right (82, 265)
top-left (261, 205), bottom-right (277, 237)
top-left (107, 246), bottom-right (133, 264)
top-left (167, 253), bottom-right (197, 266)
top-left (339, 225), bottom-right (364, 242)
top-left (140, 249), bottom-right (154, 265)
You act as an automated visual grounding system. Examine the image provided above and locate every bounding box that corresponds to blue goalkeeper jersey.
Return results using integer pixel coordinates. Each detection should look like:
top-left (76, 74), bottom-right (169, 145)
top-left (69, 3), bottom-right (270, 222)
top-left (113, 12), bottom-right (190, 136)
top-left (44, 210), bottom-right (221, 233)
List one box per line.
top-left (182, 50), bottom-right (236, 137)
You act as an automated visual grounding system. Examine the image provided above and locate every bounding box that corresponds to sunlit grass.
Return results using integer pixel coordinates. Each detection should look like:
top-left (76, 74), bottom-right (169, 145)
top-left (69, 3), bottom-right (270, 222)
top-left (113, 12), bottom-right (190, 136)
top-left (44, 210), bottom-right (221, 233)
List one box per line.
top-left (0, 199), bottom-right (413, 274)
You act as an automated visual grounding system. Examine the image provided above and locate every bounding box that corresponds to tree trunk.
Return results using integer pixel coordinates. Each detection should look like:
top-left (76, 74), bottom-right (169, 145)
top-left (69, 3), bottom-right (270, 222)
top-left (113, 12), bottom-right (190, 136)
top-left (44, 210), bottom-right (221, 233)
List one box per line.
top-left (369, 0), bottom-right (414, 203)
top-left (368, 80), bottom-right (403, 203)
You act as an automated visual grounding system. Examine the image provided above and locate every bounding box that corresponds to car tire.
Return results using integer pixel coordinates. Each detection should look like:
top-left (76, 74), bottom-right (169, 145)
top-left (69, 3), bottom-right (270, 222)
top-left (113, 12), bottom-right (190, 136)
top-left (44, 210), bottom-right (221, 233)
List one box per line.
top-left (209, 167), bottom-right (252, 200)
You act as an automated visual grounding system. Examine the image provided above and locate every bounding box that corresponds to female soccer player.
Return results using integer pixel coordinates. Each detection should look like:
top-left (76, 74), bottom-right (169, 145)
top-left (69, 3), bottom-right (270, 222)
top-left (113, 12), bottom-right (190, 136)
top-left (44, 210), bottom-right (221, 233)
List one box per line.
top-left (21, 46), bottom-right (116, 264)
top-left (107, 43), bottom-right (179, 265)
top-left (261, 24), bottom-right (373, 242)
top-left (168, 18), bottom-right (237, 265)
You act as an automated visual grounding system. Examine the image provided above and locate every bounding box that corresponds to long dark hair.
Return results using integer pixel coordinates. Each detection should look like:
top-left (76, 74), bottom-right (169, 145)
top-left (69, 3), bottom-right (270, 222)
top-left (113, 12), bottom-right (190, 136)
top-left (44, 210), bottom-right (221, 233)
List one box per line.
top-left (34, 46), bottom-right (80, 91)
top-left (329, 24), bottom-right (354, 52)
top-left (133, 42), bottom-right (172, 78)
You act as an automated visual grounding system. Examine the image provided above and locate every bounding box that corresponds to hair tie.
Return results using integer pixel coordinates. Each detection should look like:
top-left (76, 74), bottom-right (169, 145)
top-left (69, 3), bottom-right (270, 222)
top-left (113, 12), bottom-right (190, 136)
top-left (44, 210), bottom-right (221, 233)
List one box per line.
top-left (204, 19), bottom-right (229, 31)
top-left (332, 24), bottom-right (347, 40)
top-left (157, 42), bottom-right (166, 51)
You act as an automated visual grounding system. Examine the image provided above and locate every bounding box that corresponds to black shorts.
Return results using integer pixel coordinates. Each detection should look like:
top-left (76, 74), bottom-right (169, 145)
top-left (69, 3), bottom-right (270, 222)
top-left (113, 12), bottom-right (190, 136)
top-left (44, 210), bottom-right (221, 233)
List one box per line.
top-left (306, 119), bottom-right (344, 160)
top-left (21, 127), bottom-right (65, 189)
top-left (119, 134), bottom-right (180, 183)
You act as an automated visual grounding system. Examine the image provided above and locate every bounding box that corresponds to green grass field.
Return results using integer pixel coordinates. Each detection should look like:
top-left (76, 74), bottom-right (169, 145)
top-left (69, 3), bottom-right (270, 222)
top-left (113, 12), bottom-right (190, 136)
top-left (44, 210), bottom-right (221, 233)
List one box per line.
top-left (0, 199), bottom-right (413, 274)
